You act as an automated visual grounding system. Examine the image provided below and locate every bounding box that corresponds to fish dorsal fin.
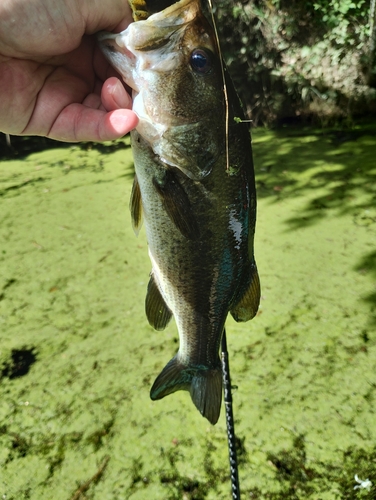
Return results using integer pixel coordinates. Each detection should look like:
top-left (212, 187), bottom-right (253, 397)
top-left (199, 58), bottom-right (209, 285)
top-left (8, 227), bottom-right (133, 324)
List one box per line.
top-left (152, 170), bottom-right (200, 240)
top-left (145, 273), bottom-right (172, 330)
top-left (230, 264), bottom-right (260, 322)
top-left (129, 174), bottom-right (143, 235)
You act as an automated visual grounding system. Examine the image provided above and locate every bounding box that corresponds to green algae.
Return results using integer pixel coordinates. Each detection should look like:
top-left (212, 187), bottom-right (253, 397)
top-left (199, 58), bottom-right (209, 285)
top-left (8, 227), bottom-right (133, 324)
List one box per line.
top-left (0, 124), bottom-right (375, 499)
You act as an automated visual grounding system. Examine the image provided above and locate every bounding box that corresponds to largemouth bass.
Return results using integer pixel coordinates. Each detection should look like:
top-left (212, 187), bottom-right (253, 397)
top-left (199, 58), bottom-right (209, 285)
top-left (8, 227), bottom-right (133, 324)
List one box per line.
top-left (98, 0), bottom-right (260, 425)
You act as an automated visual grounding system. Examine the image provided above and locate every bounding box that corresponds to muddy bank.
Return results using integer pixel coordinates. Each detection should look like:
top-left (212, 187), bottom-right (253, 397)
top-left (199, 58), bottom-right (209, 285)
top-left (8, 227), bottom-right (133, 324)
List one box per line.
top-left (0, 125), bottom-right (375, 499)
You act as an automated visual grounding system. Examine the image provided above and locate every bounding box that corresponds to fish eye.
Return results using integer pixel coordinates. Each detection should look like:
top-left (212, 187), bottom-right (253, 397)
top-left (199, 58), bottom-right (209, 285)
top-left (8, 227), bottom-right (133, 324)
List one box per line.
top-left (190, 49), bottom-right (212, 74)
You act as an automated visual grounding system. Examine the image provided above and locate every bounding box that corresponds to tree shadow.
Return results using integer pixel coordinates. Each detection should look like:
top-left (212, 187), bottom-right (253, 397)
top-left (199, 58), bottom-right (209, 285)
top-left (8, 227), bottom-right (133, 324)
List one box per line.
top-left (253, 120), bottom-right (376, 229)
top-left (0, 133), bottom-right (131, 161)
top-left (253, 119), bottom-right (376, 326)
top-left (354, 250), bottom-right (376, 327)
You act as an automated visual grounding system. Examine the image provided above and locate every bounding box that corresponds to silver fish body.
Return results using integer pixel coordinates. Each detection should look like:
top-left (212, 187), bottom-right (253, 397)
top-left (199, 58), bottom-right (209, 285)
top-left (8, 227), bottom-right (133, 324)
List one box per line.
top-left (98, 0), bottom-right (260, 424)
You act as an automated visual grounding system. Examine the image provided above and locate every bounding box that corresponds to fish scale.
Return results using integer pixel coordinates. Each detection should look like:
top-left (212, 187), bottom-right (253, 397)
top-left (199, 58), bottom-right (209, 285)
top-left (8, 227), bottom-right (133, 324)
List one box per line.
top-left (98, 0), bottom-right (260, 424)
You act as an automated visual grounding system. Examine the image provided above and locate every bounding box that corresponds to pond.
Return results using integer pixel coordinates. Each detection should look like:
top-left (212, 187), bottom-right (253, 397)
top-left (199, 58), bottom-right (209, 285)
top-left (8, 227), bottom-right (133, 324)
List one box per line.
top-left (0, 123), bottom-right (375, 499)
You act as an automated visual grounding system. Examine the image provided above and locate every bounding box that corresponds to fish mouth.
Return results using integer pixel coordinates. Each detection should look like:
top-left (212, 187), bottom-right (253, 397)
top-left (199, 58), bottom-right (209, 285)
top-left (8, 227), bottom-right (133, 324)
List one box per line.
top-left (98, 0), bottom-right (222, 170)
top-left (97, 32), bottom-right (136, 74)
top-left (97, 0), bottom-right (205, 116)
top-left (98, 0), bottom-right (200, 53)
top-left (135, 0), bottom-right (200, 27)
top-left (130, 0), bottom-right (200, 52)
top-left (97, 4), bottom-right (189, 94)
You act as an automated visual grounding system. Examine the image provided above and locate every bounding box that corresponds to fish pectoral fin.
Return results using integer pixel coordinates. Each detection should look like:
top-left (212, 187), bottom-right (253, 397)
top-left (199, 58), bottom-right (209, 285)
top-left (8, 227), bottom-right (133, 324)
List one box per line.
top-left (145, 273), bottom-right (172, 330)
top-left (231, 264), bottom-right (260, 322)
top-left (150, 356), bottom-right (222, 425)
top-left (130, 174), bottom-right (143, 235)
top-left (152, 170), bottom-right (200, 240)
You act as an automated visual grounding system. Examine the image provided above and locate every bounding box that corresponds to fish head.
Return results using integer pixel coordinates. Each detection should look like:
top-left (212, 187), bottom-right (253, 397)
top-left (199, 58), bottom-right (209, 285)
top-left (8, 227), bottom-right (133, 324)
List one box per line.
top-left (98, 0), bottom-right (225, 179)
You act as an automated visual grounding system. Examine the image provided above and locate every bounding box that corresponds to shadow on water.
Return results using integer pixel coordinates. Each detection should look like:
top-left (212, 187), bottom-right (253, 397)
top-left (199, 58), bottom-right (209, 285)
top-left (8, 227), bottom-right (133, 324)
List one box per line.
top-left (0, 132), bottom-right (131, 160)
top-left (2, 125), bottom-right (375, 322)
top-left (253, 119), bottom-right (376, 325)
top-left (253, 120), bottom-right (376, 228)
top-left (354, 250), bottom-right (376, 326)
top-left (1, 348), bottom-right (37, 380)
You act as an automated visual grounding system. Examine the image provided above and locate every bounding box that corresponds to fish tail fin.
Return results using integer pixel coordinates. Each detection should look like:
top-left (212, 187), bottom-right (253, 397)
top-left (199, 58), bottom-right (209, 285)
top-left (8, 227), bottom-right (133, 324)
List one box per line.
top-left (150, 356), bottom-right (222, 425)
top-left (189, 367), bottom-right (222, 425)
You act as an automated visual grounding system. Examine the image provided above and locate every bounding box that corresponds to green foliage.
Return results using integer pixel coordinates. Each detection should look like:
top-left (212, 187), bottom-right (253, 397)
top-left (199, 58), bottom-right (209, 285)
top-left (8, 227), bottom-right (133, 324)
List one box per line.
top-left (216, 0), bottom-right (376, 124)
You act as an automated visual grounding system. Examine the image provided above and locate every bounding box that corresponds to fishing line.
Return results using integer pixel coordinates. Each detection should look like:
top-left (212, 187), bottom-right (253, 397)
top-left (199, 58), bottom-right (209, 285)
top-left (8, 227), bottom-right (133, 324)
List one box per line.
top-left (207, 1), bottom-right (241, 496)
top-left (221, 328), bottom-right (241, 499)
top-left (129, 2), bottom-right (240, 495)
top-left (207, 0), bottom-right (230, 172)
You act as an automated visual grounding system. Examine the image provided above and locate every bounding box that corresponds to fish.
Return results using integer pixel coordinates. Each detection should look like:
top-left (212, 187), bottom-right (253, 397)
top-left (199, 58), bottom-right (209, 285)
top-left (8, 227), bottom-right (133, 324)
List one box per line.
top-left (98, 0), bottom-right (260, 425)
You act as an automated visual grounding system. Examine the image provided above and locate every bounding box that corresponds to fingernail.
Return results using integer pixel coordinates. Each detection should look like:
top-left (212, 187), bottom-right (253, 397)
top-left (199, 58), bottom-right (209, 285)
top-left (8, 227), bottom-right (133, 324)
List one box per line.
top-left (111, 81), bottom-right (130, 109)
top-left (109, 110), bottom-right (138, 134)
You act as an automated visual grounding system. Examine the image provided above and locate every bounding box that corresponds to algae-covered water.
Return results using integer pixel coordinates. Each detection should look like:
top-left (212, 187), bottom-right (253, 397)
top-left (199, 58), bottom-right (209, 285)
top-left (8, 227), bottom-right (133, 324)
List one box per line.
top-left (0, 124), bottom-right (375, 499)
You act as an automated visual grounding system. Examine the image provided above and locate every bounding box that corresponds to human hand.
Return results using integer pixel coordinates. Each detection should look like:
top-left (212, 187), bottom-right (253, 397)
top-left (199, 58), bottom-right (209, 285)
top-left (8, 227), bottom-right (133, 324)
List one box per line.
top-left (0, 0), bottom-right (138, 142)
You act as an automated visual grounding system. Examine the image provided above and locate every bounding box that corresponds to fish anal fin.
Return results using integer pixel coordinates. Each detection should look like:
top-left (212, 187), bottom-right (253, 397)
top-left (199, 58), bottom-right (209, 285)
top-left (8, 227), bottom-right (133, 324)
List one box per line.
top-left (145, 274), bottom-right (172, 331)
top-left (231, 265), bottom-right (260, 322)
top-left (150, 356), bottom-right (222, 425)
top-left (152, 170), bottom-right (200, 241)
top-left (130, 174), bottom-right (143, 235)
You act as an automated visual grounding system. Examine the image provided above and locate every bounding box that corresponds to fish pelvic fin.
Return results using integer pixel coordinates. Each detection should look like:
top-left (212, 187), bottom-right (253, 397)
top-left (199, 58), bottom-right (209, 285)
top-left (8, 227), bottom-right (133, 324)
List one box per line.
top-left (130, 174), bottom-right (143, 235)
top-left (231, 263), bottom-right (260, 322)
top-left (150, 356), bottom-right (222, 425)
top-left (145, 273), bottom-right (172, 330)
